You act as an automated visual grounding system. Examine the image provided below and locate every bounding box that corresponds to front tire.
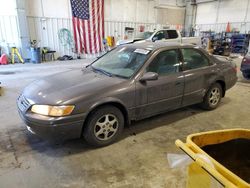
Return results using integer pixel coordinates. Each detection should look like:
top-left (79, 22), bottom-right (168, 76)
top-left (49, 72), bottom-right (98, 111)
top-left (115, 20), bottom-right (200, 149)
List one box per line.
top-left (201, 83), bottom-right (222, 110)
top-left (83, 106), bottom-right (124, 147)
top-left (242, 72), bottom-right (250, 80)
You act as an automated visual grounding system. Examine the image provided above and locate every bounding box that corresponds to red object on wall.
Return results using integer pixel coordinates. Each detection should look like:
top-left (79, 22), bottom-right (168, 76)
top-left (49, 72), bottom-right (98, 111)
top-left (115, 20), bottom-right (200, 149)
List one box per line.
top-left (226, 22), bottom-right (231, 32)
top-left (0, 54), bottom-right (8, 65)
top-left (139, 25), bottom-right (145, 32)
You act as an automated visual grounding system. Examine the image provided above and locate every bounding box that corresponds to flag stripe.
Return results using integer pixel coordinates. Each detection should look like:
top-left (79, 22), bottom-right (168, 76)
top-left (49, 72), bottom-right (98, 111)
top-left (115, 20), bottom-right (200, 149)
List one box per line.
top-left (70, 0), bottom-right (104, 54)
top-left (101, 0), bottom-right (104, 39)
top-left (94, 0), bottom-right (100, 54)
top-left (91, 0), bottom-right (97, 54)
top-left (97, 0), bottom-right (102, 52)
top-left (81, 19), bottom-right (87, 54)
top-left (77, 18), bottom-right (83, 53)
top-left (72, 18), bottom-right (78, 53)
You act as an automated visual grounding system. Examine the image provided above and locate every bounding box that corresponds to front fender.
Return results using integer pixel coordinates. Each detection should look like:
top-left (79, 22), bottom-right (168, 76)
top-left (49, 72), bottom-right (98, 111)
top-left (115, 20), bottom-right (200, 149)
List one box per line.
top-left (83, 97), bottom-right (131, 125)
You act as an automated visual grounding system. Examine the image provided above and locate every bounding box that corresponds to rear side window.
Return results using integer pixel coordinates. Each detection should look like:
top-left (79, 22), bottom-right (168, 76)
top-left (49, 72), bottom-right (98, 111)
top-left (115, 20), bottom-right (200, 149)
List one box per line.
top-left (146, 50), bottom-right (180, 76)
top-left (181, 48), bottom-right (209, 70)
top-left (167, 30), bottom-right (178, 39)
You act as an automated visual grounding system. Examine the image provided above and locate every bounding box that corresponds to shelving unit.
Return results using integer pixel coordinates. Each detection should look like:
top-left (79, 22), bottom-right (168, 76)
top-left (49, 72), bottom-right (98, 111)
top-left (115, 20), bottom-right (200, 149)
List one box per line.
top-left (230, 34), bottom-right (249, 54)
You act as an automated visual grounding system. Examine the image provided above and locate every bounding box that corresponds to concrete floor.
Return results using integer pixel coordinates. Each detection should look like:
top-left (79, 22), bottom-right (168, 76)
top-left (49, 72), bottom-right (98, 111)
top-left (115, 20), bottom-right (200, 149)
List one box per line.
top-left (0, 58), bottom-right (250, 188)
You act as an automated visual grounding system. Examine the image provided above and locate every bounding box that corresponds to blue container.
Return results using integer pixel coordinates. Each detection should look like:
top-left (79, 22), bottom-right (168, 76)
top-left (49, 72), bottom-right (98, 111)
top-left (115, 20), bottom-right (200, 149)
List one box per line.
top-left (30, 47), bottom-right (41, 63)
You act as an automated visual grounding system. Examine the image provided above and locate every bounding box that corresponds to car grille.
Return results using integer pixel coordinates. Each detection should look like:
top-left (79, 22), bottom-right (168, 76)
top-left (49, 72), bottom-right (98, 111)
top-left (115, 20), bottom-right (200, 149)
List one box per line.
top-left (17, 95), bottom-right (31, 112)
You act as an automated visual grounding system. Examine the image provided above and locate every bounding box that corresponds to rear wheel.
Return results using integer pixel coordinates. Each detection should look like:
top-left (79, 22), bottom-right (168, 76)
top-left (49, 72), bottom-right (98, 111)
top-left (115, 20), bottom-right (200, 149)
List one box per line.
top-left (83, 106), bottom-right (124, 147)
top-left (201, 83), bottom-right (222, 110)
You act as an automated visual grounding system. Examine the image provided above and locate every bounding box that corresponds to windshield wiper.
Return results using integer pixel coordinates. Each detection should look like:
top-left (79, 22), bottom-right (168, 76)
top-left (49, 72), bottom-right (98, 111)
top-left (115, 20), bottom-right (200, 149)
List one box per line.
top-left (91, 66), bottom-right (113, 77)
top-left (112, 74), bottom-right (128, 79)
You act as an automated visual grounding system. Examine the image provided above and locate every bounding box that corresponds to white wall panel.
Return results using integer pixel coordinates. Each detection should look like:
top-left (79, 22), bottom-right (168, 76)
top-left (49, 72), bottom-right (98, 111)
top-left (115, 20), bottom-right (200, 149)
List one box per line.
top-left (217, 0), bottom-right (249, 23)
top-left (26, 0), bottom-right (71, 18)
top-left (0, 16), bottom-right (19, 46)
top-left (196, 2), bottom-right (217, 24)
top-left (0, 0), bottom-right (17, 16)
top-left (26, 0), bottom-right (44, 17)
top-left (196, 0), bottom-right (250, 25)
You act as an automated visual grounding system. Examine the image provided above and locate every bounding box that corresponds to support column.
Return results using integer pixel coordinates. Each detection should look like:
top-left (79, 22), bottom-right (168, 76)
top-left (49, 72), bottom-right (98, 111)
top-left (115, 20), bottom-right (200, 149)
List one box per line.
top-left (16, 0), bottom-right (30, 60)
top-left (184, 0), bottom-right (197, 37)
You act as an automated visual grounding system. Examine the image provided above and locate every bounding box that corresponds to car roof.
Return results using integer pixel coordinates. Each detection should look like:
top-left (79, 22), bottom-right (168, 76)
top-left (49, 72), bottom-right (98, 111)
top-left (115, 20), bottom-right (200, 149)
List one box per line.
top-left (124, 41), bottom-right (196, 51)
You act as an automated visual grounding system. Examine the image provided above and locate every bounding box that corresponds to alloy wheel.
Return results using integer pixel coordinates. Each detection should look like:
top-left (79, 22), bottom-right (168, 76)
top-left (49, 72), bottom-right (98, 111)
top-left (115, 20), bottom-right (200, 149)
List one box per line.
top-left (94, 114), bottom-right (119, 141)
top-left (209, 88), bottom-right (220, 106)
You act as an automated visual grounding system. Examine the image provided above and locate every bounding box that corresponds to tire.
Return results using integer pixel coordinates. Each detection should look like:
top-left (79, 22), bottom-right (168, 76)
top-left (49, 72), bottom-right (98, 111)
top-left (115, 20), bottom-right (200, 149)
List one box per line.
top-left (201, 83), bottom-right (222, 110)
top-left (242, 72), bottom-right (250, 80)
top-left (83, 106), bottom-right (124, 147)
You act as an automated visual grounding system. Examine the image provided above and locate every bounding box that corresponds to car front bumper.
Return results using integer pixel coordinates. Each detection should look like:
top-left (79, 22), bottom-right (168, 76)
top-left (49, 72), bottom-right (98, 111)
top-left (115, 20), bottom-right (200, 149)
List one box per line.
top-left (18, 108), bottom-right (86, 140)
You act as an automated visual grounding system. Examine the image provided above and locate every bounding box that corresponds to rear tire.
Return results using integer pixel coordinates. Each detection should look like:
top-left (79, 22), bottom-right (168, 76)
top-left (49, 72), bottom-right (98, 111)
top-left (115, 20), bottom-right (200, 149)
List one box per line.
top-left (201, 83), bottom-right (222, 110)
top-left (83, 106), bottom-right (124, 147)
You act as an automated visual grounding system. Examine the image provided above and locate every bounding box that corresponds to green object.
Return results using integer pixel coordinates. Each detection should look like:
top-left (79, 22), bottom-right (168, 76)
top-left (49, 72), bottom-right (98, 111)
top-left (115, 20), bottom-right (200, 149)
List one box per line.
top-left (58, 28), bottom-right (74, 49)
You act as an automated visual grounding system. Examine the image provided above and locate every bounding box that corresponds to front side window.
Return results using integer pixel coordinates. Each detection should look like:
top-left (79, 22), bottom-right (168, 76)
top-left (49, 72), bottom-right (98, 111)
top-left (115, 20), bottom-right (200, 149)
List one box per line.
top-left (154, 31), bottom-right (166, 40)
top-left (181, 48), bottom-right (209, 70)
top-left (92, 47), bottom-right (151, 78)
top-left (136, 32), bottom-right (154, 39)
top-left (146, 50), bottom-right (180, 76)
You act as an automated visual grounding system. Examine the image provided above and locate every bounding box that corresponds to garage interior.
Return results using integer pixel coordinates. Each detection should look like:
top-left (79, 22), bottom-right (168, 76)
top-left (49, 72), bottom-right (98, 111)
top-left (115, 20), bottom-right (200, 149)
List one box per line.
top-left (0, 0), bottom-right (250, 188)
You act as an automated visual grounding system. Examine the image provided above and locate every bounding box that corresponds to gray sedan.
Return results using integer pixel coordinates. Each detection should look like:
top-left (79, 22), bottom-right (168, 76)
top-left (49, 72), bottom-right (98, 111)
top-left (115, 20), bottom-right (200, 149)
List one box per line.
top-left (17, 42), bottom-right (237, 147)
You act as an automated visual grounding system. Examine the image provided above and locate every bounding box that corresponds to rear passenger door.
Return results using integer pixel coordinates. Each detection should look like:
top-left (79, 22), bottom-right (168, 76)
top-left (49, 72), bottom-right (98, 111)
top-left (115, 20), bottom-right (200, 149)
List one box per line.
top-left (180, 48), bottom-right (215, 107)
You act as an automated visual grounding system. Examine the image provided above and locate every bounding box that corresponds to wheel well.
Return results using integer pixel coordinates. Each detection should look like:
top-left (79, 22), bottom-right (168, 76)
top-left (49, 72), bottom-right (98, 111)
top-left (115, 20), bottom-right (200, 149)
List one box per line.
top-left (216, 80), bottom-right (226, 97)
top-left (83, 102), bottom-right (129, 133)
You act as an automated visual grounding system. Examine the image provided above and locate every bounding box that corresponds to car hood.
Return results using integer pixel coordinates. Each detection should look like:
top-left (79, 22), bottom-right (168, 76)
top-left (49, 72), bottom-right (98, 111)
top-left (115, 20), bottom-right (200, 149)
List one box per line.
top-left (22, 69), bottom-right (124, 105)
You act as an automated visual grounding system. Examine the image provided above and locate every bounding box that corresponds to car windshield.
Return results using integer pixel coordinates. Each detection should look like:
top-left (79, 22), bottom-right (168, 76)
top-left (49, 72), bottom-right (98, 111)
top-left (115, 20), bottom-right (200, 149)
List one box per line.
top-left (135, 32), bottom-right (153, 39)
top-left (92, 46), bottom-right (151, 78)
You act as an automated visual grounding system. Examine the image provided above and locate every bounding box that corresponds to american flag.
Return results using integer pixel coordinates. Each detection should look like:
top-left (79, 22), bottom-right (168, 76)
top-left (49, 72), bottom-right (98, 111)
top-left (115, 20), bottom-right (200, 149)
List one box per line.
top-left (70, 0), bottom-right (104, 54)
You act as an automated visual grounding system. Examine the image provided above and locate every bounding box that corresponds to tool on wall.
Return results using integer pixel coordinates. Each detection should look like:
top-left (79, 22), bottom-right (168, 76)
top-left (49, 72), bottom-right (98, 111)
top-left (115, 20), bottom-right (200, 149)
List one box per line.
top-left (11, 47), bottom-right (24, 64)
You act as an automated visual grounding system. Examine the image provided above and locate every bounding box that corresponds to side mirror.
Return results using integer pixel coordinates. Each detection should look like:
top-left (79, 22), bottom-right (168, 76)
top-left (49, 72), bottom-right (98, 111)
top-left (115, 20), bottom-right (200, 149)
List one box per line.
top-left (140, 72), bottom-right (158, 82)
top-left (152, 36), bottom-right (158, 42)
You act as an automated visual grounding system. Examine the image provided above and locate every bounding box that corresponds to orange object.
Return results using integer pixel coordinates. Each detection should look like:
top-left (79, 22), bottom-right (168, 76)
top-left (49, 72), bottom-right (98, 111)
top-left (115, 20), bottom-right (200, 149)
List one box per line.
top-left (226, 22), bottom-right (231, 32)
top-left (139, 25), bottom-right (145, 32)
top-left (0, 54), bottom-right (8, 65)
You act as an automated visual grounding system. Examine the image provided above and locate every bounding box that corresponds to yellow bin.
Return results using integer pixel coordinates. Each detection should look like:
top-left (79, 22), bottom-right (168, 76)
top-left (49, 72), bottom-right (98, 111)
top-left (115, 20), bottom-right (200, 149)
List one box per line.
top-left (176, 129), bottom-right (250, 188)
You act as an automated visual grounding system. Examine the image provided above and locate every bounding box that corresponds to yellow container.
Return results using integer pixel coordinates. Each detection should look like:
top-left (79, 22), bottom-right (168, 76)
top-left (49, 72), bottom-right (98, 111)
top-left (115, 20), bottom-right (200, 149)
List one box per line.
top-left (176, 129), bottom-right (250, 188)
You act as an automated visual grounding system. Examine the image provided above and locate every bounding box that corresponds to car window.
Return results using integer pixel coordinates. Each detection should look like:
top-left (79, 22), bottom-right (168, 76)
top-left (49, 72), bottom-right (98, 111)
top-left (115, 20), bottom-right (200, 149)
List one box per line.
top-left (181, 48), bottom-right (209, 70)
top-left (167, 30), bottom-right (178, 39)
top-left (146, 50), bottom-right (180, 76)
top-left (154, 31), bottom-right (166, 40)
top-left (92, 47), bottom-right (151, 78)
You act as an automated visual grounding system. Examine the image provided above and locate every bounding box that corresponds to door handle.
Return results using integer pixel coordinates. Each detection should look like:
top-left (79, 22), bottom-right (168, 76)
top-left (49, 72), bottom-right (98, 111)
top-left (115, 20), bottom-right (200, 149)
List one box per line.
top-left (175, 82), bottom-right (181, 85)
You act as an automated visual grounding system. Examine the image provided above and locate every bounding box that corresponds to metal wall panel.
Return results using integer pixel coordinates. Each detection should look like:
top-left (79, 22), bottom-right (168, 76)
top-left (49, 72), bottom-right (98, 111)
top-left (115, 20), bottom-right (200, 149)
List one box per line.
top-left (0, 15), bottom-right (19, 48)
top-left (196, 22), bottom-right (250, 34)
top-left (26, 16), bottom-right (181, 57)
top-left (27, 16), bottom-right (74, 57)
top-left (0, 15), bottom-right (183, 58)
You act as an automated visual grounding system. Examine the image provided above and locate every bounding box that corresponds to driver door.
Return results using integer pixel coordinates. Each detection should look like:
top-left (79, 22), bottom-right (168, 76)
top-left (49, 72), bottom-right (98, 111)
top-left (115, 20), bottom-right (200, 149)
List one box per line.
top-left (135, 49), bottom-right (184, 119)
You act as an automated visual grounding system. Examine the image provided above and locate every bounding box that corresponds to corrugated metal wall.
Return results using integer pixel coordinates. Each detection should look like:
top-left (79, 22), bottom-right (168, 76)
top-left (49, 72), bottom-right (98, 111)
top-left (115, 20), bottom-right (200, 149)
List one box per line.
top-left (26, 16), bottom-right (181, 57)
top-left (0, 15), bottom-right (19, 54)
top-left (27, 16), bottom-right (74, 57)
top-left (196, 22), bottom-right (250, 34)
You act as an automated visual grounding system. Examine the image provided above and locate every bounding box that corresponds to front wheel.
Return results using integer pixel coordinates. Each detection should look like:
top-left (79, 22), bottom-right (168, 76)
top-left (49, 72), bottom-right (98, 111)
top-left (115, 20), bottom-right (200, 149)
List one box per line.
top-left (201, 83), bottom-right (222, 110)
top-left (242, 72), bottom-right (250, 80)
top-left (83, 106), bottom-right (124, 147)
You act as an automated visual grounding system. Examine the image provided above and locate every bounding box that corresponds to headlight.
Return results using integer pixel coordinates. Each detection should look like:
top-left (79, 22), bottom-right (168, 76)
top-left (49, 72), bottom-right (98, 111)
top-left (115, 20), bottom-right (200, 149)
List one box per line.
top-left (31, 105), bottom-right (75, 116)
